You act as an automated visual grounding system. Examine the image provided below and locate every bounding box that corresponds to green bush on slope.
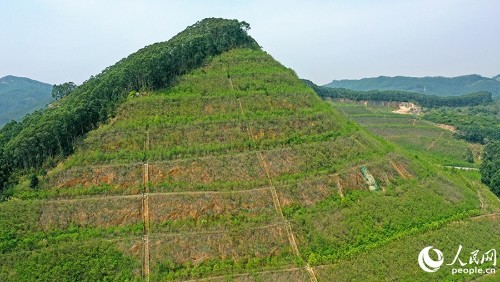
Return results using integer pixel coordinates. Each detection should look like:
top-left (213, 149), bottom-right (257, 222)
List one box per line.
top-left (0, 18), bottom-right (259, 195)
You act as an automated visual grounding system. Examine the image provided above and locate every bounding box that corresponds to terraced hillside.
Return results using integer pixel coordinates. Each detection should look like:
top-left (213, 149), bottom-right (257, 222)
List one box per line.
top-left (1, 48), bottom-right (499, 281)
top-left (328, 100), bottom-right (479, 167)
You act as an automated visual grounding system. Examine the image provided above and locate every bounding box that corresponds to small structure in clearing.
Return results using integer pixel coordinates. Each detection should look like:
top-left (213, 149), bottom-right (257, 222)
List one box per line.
top-left (391, 102), bottom-right (421, 115)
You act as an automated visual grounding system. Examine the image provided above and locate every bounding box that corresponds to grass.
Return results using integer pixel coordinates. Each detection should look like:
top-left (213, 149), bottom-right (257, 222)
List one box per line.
top-left (148, 189), bottom-right (280, 233)
top-left (0, 197), bottom-right (143, 254)
top-left (0, 238), bottom-right (142, 281)
top-left (314, 215), bottom-right (500, 282)
top-left (283, 168), bottom-right (481, 263)
top-left (329, 99), bottom-right (477, 167)
top-left (1, 48), bottom-right (498, 281)
top-left (149, 223), bottom-right (297, 280)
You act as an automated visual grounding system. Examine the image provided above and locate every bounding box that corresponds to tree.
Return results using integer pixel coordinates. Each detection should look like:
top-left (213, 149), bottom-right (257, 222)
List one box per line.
top-left (490, 171), bottom-right (500, 196)
top-left (480, 141), bottom-right (500, 196)
top-left (465, 147), bottom-right (474, 163)
top-left (51, 82), bottom-right (77, 100)
top-left (29, 173), bottom-right (39, 189)
top-left (307, 252), bottom-right (318, 265)
top-left (0, 18), bottom-right (260, 198)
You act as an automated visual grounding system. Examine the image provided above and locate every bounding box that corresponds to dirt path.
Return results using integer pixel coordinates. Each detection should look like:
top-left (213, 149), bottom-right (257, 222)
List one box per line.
top-left (436, 123), bottom-right (456, 132)
top-left (477, 190), bottom-right (484, 211)
top-left (142, 232), bottom-right (149, 281)
top-left (147, 187), bottom-right (271, 196)
top-left (143, 163), bottom-right (149, 188)
top-left (184, 266), bottom-right (303, 282)
top-left (471, 212), bottom-right (500, 220)
top-left (236, 96), bottom-right (318, 282)
top-left (427, 132), bottom-right (443, 150)
top-left (389, 159), bottom-right (411, 179)
top-left (142, 128), bottom-right (151, 281)
top-left (259, 152), bottom-right (317, 282)
top-left (334, 175), bottom-right (344, 199)
top-left (228, 75), bottom-right (234, 91)
top-left (142, 162), bottom-right (150, 281)
top-left (44, 193), bottom-right (142, 203)
top-left (149, 222), bottom-right (286, 239)
top-left (353, 138), bottom-right (367, 150)
top-left (145, 130), bottom-right (150, 151)
top-left (21, 187), bottom-right (274, 204)
top-left (338, 106), bottom-right (351, 121)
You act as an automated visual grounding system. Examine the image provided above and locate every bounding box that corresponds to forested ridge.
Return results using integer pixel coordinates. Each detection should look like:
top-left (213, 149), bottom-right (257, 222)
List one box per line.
top-left (325, 74), bottom-right (500, 96)
top-left (0, 76), bottom-right (53, 127)
top-left (305, 80), bottom-right (493, 108)
top-left (0, 18), bottom-right (259, 197)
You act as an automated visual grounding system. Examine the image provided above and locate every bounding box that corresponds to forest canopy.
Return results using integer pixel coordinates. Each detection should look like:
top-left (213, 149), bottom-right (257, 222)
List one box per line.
top-left (0, 18), bottom-right (259, 197)
top-left (305, 80), bottom-right (493, 108)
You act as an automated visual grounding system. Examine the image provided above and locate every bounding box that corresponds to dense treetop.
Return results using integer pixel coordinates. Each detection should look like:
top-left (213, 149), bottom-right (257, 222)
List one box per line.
top-left (326, 74), bottom-right (500, 97)
top-left (0, 18), bottom-right (259, 194)
top-left (305, 80), bottom-right (493, 108)
top-left (480, 141), bottom-right (500, 196)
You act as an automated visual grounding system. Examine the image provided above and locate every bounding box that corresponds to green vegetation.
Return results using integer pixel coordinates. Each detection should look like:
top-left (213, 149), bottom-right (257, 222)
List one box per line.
top-left (316, 93), bottom-right (499, 280)
top-left (480, 141), bottom-right (500, 196)
top-left (51, 82), bottom-right (76, 100)
top-left (285, 175), bottom-right (480, 265)
top-left (0, 18), bottom-right (259, 196)
top-left (0, 241), bottom-right (140, 281)
top-left (326, 99), bottom-right (476, 167)
top-left (0, 75), bottom-right (52, 127)
top-left (325, 74), bottom-right (500, 96)
top-left (423, 101), bottom-right (500, 143)
top-left (306, 80), bottom-right (493, 108)
top-left (420, 101), bottom-right (500, 195)
top-left (314, 215), bottom-right (500, 281)
top-left (2, 35), bottom-right (338, 279)
top-left (149, 224), bottom-right (297, 280)
top-left (321, 89), bottom-right (500, 197)
top-left (1, 18), bottom-right (498, 281)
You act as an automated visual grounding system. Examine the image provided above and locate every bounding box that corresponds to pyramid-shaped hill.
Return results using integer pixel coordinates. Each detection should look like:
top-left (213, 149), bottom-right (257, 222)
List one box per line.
top-left (1, 25), bottom-right (499, 282)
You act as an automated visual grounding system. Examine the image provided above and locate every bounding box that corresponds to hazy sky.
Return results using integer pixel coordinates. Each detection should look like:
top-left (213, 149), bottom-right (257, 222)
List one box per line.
top-left (1, 0), bottom-right (499, 85)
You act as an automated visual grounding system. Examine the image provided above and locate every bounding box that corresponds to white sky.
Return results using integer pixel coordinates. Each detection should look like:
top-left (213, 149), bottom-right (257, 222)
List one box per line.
top-left (1, 0), bottom-right (499, 85)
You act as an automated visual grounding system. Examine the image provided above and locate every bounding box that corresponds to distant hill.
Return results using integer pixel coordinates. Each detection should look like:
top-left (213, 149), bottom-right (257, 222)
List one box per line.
top-left (0, 75), bottom-right (52, 127)
top-left (304, 80), bottom-right (493, 108)
top-left (325, 74), bottom-right (500, 96)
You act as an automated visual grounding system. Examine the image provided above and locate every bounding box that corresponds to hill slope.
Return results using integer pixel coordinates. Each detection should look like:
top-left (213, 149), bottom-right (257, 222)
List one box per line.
top-left (326, 74), bottom-right (500, 96)
top-left (0, 75), bottom-right (52, 127)
top-left (0, 20), bottom-right (498, 281)
top-left (0, 18), bottom-right (259, 192)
